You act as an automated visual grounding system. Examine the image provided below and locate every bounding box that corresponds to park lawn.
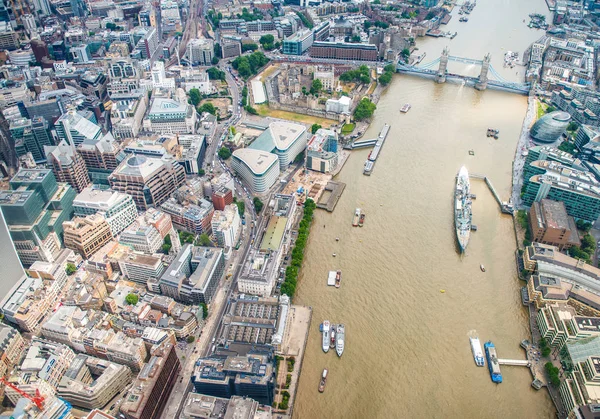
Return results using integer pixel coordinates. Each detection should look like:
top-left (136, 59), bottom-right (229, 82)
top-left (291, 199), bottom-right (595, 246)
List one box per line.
top-left (536, 101), bottom-right (547, 119)
top-left (341, 123), bottom-right (355, 134)
top-left (255, 104), bottom-right (336, 127)
top-left (257, 64), bottom-right (279, 80)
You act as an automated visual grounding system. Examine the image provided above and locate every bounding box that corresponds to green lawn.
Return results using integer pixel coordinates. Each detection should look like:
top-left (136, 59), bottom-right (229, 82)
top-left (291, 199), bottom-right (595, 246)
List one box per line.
top-left (341, 123), bottom-right (355, 135)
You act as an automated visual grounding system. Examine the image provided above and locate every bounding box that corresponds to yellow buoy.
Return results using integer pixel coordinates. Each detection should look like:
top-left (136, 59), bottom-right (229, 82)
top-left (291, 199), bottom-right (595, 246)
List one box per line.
top-left (440, 289), bottom-right (446, 293)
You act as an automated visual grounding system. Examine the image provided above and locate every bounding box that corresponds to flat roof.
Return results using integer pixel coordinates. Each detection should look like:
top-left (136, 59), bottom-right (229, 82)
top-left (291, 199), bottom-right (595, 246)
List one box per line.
top-left (251, 121), bottom-right (306, 153)
top-left (232, 148), bottom-right (278, 175)
top-left (259, 216), bottom-right (287, 252)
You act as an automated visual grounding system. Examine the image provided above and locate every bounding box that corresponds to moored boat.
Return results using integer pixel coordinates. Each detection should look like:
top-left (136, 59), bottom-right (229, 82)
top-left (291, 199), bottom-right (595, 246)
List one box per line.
top-left (330, 325), bottom-right (336, 349)
top-left (335, 270), bottom-right (341, 288)
top-left (470, 336), bottom-right (485, 367)
top-left (322, 321), bottom-right (330, 353)
top-left (480, 264), bottom-right (486, 272)
top-left (400, 103), bottom-right (411, 113)
top-left (455, 166), bottom-right (472, 252)
top-left (336, 324), bottom-right (345, 357)
top-left (352, 208), bottom-right (361, 226)
top-left (318, 368), bottom-right (328, 392)
top-left (484, 341), bottom-right (503, 383)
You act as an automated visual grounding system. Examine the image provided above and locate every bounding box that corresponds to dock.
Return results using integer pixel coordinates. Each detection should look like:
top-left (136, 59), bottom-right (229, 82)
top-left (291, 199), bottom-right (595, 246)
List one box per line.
top-left (363, 124), bottom-right (390, 176)
top-left (469, 173), bottom-right (514, 214)
top-left (346, 138), bottom-right (377, 149)
top-left (498, 359), bottom-right (531, 367)
top-left (316, 181), bottom-right (346, 212)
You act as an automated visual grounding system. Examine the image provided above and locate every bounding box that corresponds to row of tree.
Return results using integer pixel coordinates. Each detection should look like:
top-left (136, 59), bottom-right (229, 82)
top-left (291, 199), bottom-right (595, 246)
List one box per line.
top-left (339, 65), bottom-right (371, 85)
top-left (569, 233), bottom-right (596, 264)
top-left (354, 98), bottom-right (377, 121)
top-left (259, 34), bottom-right (280, 51)
top-left (378, 64), bottom-right (396, 86)
top-left (232, 52), bottom-right (270, 79)
top-left (281, 199), bottom-right (316, 298)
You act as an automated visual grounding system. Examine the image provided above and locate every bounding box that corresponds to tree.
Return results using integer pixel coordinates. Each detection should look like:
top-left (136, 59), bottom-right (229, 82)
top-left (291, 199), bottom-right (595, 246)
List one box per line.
top-left (211, 56), bottom-right (220, 65)
top-left (354, 98), bottom-right (377, 121)
top-left (245, 105), bottom-right (258, 115)
top-left (200, 303), bottom-right (208, 319)
top-left (237, 60), bottom-right (252, 78)
top-left (196, 233), bottom-right (212, 247)
top-left (198, 102), bottom-right (217, 115)
top-left (311, 123), bottom-right (321, 134)
top-left (186, 336), bottom-right (195, 343)
top-left (310, 79), bottom-right (322, 95)
top-left (218, 147), bottom-right (232, 159)
top-left (379, 71), bottom-right (392, 85)
top-left (236, 200), bottom-right (245, 216)
top-left (360, 74), bottom-right (371, 85)
top-left (241, 43), bottom-right (258, 52)
top-left (207, 67), bottom-right (225, 80)
top-left (189, 88), bottom-right (201, 106)
top-left (199, 169), bottom-right (205, 176)
top-left (351, 35), bottom-right (361, 43)
top-left (259, 34), bottom-right (275, 47)
top-left (65, 263), bottom-right (77, 276)
top-left (214, 43), bottom-right (222, 58)
top-left (230, 126), bottom-right (236, 135)
top-left (125, 293), bottom-right (139, 305)
top-left (546, 106), bottom-right (556, 113)
top-left (401, 48), bottom-right (411, 60)
top-left (384, 64), bottom-right (396, 73)
top-left (162, 235), bottom-right (172, 254)
top-left (253, 197), bottom-right (263, 213)
top-left (576, 219), bottom-right (592, 233)
top-left (567, 121), bottom-right (579, 132)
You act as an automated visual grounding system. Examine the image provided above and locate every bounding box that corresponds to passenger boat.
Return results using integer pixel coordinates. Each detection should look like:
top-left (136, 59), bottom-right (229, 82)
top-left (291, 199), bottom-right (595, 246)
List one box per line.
top-left (318, 369), bottom-right (328, 393)
top-left (335, 270), bottom-right (341, 288)
top-left (336, 324), bottom-right (345, 357)
top-left (484, 341), bottom-right (503, 383)
top-left (480, 264), bottom-right (486, 272)
top-left (358, 213), bottom-right (365, 227)
top-left (470, 335), bottom-right (485, 367)
top-left (352, 208), bottom-right (361, 226)
top-left (322, 321), bottom-right (330, 353)
top-left (455, 166), bottom-right (472, 252)
top-left (400, 103), bottom-right (411, 113)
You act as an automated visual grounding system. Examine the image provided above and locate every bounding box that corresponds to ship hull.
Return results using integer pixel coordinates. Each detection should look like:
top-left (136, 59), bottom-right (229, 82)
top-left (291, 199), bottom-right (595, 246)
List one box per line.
top-left (455, 166), bottom-right (472, 252)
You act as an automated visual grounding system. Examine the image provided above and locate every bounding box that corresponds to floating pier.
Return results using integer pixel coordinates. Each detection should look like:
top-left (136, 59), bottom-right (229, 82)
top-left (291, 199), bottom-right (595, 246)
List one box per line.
top-left (316, 181), bottom-right (346, 212)
top-left (363, 124), bottom-right (390, 176)
top-left (498, 359), bottom-right (531, 367)
top-left (469, 173), bottom-right (514, 214)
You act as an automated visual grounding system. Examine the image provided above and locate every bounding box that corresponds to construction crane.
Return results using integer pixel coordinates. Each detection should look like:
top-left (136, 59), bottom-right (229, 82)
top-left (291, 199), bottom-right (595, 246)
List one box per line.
top-left (0, 377), bottom-right (45, 411)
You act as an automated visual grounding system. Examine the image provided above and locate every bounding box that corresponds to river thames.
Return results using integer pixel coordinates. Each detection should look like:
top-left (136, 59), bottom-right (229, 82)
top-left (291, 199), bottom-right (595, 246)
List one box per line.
top-left (293, 0), bottom-right (556, 417)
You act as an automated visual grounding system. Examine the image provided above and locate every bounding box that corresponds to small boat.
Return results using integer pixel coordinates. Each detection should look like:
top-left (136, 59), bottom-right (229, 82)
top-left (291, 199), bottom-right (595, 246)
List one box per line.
top-left (440, 289), bottom-right (446, 293)
top-left (335, 270), bottom-right (341, 288)
top-left (480, 264), bottom-right (486, 272)
top-left (319, 323), bottom-right (324, 332)
top-left (318, 368), bottom-right (328, 393)
top-left (358, 213), bottom-right (365, 227)
top-left (330, 325), bottom-right (336, 348)
top-left (352, 208), bottom-right (361, 227)
top-left (332, 253), bottom-right (336, 257)
top-left (470, 335), bottom-right (485, 367)
top-left (322, 321), bottom-right (330, 353)
top-left (335, 237), bottom-right (340, 241)
top-left (336, 324), bottom-right (345, 357)
top-left (400, 103), bottom-right (411, 113)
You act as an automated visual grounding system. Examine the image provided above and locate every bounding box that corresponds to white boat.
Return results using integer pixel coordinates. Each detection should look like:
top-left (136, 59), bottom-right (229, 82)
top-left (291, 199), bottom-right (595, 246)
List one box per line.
top-left (470, 336), bottom-right (485, 367)
top-left (455, 166), bottom-right (472, 252)
top-left (400, 103), bottom-right (411, 113)
top-left (322, 321), bottom-right (330, 353)
top-left (327, 271), bottom-right (336, 286)
top-left (336, 324), bottom-right (345, 357)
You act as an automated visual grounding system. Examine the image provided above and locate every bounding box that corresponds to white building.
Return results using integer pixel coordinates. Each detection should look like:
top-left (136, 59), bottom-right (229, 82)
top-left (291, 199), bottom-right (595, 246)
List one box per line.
top-left (181, 70), bottom-right (211, 95)
top-left (231, 148), bottom-right (280, 195)
top-left (149, 61), bottom-right (175, 91)
top-left (143, 97), bottom-right (197, 134)
top-left (325, 96), bottom-right (351, 114)
top-left (249, 121), bottom-right (307, 169)
top-left (211, 204), bottom-right (241, 248)
top-left (314, 68), bottom-right (335, 91)
top-left (73, 187), bottom-right (138, 236)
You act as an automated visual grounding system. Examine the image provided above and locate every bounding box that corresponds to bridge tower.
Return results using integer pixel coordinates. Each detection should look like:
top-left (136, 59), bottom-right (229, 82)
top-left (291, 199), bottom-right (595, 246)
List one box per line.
top-left (436, 47), bottom-right (449, 83)
top-left (475, 53), bottom-right (491, 91)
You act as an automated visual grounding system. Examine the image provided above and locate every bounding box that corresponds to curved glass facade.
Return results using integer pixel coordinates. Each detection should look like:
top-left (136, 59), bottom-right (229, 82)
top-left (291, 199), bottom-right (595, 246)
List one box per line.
top-left (530, 111), bottom-right (571, 144)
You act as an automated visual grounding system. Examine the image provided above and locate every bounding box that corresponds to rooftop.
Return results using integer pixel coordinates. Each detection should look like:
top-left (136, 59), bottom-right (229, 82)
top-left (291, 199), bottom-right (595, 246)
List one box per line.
top-left (232, 149), bottom-right (278, 175)
top-left (259, 216), bottom-right (287, 252)
top-left (251, 121), bottom-right (306, 153)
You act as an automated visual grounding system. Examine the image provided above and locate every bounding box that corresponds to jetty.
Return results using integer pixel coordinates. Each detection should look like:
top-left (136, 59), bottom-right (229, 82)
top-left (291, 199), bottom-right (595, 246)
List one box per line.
top-left (469, 173), bottom-right (514, 214)
top-left (363, 124), bottom-right (390, 176)
top-left (346, 138), bottom-right (377, 150)
top-left (316, 181), bottom-right (346, 212)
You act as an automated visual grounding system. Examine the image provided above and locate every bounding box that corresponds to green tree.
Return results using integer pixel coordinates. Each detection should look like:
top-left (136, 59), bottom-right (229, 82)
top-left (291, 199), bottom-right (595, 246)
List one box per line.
top-left (236, 200), bottom-right (245, 216)
top-left (351, 34), bottom-right (361, 43)
top-left (65, 263), bottom-right (77, 276)
top-left (384, 64), bottom-right (396, 73)
top-left (162, 235), bottom-right (172, 254)
top-left (237, 60), bottom-right (252, 78)
top-left (186, 336), bottom-right (195, 343)
top-left (214, 43), bottom-right (222, 58)
top-left (253, 197), bottom-right (263, 213)
top-left (198, 102), bottom-right (217, 115)
top-left (311, 123), bottom-right (321, 134)
top-left (198, 169), bottom-right (206, 176)
top-left (360, 74), bottom-right (370, 84)
top-left (196, 233), bottom-right (212, 246)
top-left (259, 34), bottom-right (275, 46)
top-left (241, 43), bottom-right (258, 52)
top-left (354, 98), bottom-right (377, 121)
top-left (379, 71), bottom-right (392, 85)
top-left (218, 147), bottom-right (232, 159)
top-left (546, 106), bottom-right (556, 113)
top-left (401, 48), bottom-right (411, 61)
top-left (189, 88), bottom-right (201, 106)
top-left (245, 105), bottom-right (258, 115)
top-left (211, 56), bottom-right (220, 65)
top-left (125, 293), bottom-right (139, 305)
top-left (200, 303), bottom-right (208, 319)
top-left (207, 67), bottom-right (225, 80)
top-left (567, 121), bottom-right (579, 132)
top-left (310, 79), bottom-right (322, 95)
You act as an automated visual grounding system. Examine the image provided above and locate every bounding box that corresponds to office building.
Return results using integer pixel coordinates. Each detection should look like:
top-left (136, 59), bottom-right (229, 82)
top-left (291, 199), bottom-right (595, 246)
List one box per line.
top-left (211, 204), bottom-right (241, 248)
top-left (530, 111), bottom-right (571, 143)
top-left (63, 214), bottom-right (113, 259)
top-left (149, 61), bottom-right (176, 91)
top-left (283, 30), bottom-right (313, 55)
top-left (120, 341), bottom-right (180, 419)
top-left (119, 208), bottom-right (180, 254)
top-left (160, 197), bottom-right (214, 235)
top-left (212, 186), bottom-right (233, 211)
top-left (44, 141), bottom-right (90, 193)
top-left (10, 117), bottom-right (53, 163)
top-left (133, 27), bottom-right (159, 60)
top-left (522, 161), bottom-right (600, 222)
top-left (73, 187), bottom-right (138, 236)
top-left (77, 136), bottom-right (126, 186)
top-left (180, 394), bottom-right (271, 419)
top-left (552, 88), bottom-right (600, 128)
top-left (0, 169), bottom-right (75, 266)
top-left (221, 39), bottom-right (242, 59)
top-left (231, 149), bottom-right (280, 195)
top-left (312, 21), bottom-right (330, 41)
top-left (191, 354), bottom-right (275, 405)
top-left (178, 135), bottom-right (206, 175)
top-left (57, 354), bottom-right (132, 410)
top-left (159, 244), bottom-right (225, 304)
top-left (186, 38), bottom-right (214, 66)
top-left (0, 324), bottom-right (25, 374)
top-left (109, 244), bottom-right (167, 287)
top-left (0, 22), bottom-right (19, 50)
top-left (529, 199), bottom-right (580, 250)
top-left (109, 155), bottom-right (186, 210)
top-left (249, 121), bottom-right (306, 170)
top-left (55, 111), bottom-right (103, 147)
top-left (310, 41), bottom-right (378, 61)
top-left (306, 128), bottom-right (339, 173)
top-left (144, 97), bottom-right (197, 134)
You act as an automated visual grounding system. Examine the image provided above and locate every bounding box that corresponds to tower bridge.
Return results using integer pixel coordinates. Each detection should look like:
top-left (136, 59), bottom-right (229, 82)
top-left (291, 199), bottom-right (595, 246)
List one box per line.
top-left (396, 48), bottom-right (531, 95)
